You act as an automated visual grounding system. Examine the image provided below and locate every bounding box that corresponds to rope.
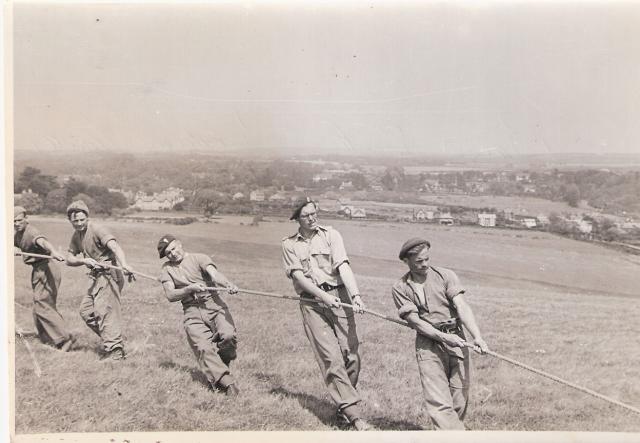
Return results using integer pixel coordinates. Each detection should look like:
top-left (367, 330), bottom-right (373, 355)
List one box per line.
top-left (217, 286), bottom-right (640, 416)
top-left (484, 349), bottom-right (640, 416)
top-left (14, 251), bottom-right (159, 281)
top-left (14, 251), bottom-right (640, 415)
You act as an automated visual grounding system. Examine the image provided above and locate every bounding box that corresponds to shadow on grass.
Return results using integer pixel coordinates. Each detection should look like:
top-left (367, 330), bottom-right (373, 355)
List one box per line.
top-left (269, 386), bottom-right (338, 428)
top-left (268, 386), bottom-right (424, 430)
top-left (159, 359), bottom-right (209, 387)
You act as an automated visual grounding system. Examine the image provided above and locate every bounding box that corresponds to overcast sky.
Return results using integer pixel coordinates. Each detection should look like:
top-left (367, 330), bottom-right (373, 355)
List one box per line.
top-left (12, 1), bottom-right (640, 156)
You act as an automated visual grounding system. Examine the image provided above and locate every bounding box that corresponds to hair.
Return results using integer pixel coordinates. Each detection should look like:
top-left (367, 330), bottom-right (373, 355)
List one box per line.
top-left (295, 201), bottom-right (318, 220)
top-left (67, 209), bottom-right (88, 220)
top-left (405, 241), bottom-right (431, 258)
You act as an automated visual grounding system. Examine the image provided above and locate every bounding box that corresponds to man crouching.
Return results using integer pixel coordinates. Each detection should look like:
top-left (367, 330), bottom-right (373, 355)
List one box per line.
top-left (157, 234), bottom-right (241, 396)
top-left (392, 238), bottom-right (489, 430)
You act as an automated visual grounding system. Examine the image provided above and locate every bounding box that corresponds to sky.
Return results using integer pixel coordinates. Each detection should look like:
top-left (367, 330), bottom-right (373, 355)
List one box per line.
top-left (10, 1), bottom-right (640, 156)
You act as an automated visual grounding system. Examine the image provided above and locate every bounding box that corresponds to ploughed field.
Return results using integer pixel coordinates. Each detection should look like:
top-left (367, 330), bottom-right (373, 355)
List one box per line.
top-left (12, 216), bottom-right (640, 432)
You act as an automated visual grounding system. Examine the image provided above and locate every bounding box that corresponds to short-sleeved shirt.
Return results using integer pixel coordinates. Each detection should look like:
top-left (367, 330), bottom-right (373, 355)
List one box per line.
top-left (68, 221), bottom-right (117, 264)
top-left (392, 266), bottom-right (467, 358)
top-left (159, 252), bottom-right (228, 311)
top-left (391, 266), bottom-right (465, 326)
top-left (281, 225), bottom-right (349, 295)
top-left (14, 224), bottom-right (48, 265)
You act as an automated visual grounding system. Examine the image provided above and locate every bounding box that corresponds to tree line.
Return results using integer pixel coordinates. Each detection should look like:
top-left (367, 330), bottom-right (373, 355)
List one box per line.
top-left (14, 167), bottom-right (128, 215)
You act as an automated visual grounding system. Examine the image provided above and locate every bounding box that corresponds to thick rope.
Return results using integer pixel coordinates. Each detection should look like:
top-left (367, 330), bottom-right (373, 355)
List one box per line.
top-left (484, 349), bottom-right (640, 416)
top-left (14, 251), bottom-right (640, 415)
top-left (218, 286), bottom-right (640, 416)
top-left (14, 251), bottom-right (159, 281)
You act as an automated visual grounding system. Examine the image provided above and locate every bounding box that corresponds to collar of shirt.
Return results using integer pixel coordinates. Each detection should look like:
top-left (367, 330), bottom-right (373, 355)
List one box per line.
top-left (292, 224), bottom-right (328, 241)
top-left (406, 269), bottom-right (431, 307)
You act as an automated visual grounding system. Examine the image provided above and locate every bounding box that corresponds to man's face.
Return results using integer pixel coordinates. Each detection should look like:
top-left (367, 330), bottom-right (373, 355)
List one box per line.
top-left (69, 211), bottom-right (89, 232)
top-left (406, 247), bottom-right (430, 276)
top-left (14, 213), bottom-right (28, 233)
top-left (164, 240), bottom-right (185, 263)
top-left (297, 203), bottom-right (319, 231)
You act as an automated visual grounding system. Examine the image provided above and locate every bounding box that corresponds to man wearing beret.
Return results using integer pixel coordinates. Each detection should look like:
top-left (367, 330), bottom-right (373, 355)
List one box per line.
top-left (13, 206), bottom-right (74, 351)
top-left (64, 200), bottom-right (134, 361)
top-left (392, 238), bottom-right (489, 430)
top-left (157, 234), bottom-right (241, 396)
top-left (281, 196), bottom-right (372, 431)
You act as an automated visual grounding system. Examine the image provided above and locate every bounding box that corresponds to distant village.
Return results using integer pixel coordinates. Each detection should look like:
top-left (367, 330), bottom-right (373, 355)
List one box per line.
top-left (13, 160), bottom-right (640, 250)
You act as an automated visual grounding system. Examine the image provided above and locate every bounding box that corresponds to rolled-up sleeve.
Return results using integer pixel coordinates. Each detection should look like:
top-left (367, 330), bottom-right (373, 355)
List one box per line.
top-left (159, 267), bottom-right (172, 285)
top-left (195, 253), bottom-right (216, 272)
top-left (282, 239), bottom-right (303, 279)
top-left (392, 282), bottom-right (418, 320)
top-left (93, 224), bottom-right (116, 249)
top-left (443, 269), bottom-right (465, 301)
top-left (328, 229), bottom-right (349, 272)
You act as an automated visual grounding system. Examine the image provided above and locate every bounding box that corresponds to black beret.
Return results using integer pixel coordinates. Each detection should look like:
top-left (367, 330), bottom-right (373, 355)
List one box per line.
top-left (399, 237), bottom-right (431, 260)
top-left (157, 234), bottom-right (178, 258)
top-left (290, 196), bottom-right (316, 220)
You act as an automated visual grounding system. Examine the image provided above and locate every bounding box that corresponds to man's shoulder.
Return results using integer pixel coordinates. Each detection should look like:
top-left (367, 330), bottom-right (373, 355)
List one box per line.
top-left (317, 224), bottom-right (336, 233)
top-left (188, 252), bottom-right (212, 262)
top-left (184, 252), bottom-right (215, 268)
top-left (429, 266), bottom-right (458, 281)
top-left (282, 231), bottom-right (300, 243)
top-left (392, 272), bottom-right (411, 290)
top-left (88, 221), bottom-right (112, 236)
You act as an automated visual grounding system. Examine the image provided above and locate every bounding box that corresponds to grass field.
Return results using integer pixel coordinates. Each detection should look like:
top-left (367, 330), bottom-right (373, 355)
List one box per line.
top-left (11, 215), bottom-right (640, 433)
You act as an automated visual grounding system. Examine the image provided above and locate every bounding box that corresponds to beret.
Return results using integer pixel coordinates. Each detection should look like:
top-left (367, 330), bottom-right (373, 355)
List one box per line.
top-left (157, 234), bottom-right (178, 259)
top-left (398, 237), bottom-right (431, 260)
top-left (66, 200), bottom-right (90, 217)
top-left (14, 206), bottom-right (27, 217)
top-left (290, 196), bottom-right (316, 220)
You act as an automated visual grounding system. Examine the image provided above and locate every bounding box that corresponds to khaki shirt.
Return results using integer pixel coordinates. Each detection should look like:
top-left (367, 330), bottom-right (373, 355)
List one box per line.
top-left (392, 266), bottom-right (466, 357)
top-left (160, 252), bottom-right (228, 311)
top-left (68, 221), bottom-right (117, 264)
top-left (14, 224), bottom-right (47, 265)
top-left (281, 225), bottom-right (349, 295)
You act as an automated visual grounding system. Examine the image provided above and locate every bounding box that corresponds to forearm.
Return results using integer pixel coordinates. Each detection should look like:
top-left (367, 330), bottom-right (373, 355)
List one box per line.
top-left (208, 269), bottom-right (234, 287)
top-left (165, 287), bottom-right (195, 302)
top-left (109, 242), bottom-right (129, 267)
top-left (405, 313), bottom-right (447, 342)
top-left (337, 262), bottom-right (360, 298)
top-left (35, 238), bottom-right (57, 255)
top-left (456, 302), bottom-right (483, 341)
top-left (65, 253), bottom-right (86, 267)
top-left (291, 271), bottom-right (329, 300)
top-left (162, 280), bottom-right (197, 302)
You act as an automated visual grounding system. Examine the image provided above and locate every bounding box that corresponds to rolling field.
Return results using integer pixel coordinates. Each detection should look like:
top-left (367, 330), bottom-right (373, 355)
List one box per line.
top-left (341, 194), bottom-right (596, 219)
top-left (11, 215), bottom-right (640, 433)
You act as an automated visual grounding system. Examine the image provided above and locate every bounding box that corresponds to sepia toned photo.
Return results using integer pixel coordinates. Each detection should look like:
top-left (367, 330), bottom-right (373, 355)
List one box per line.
top-left (4, 1), bottom-right (640, 442)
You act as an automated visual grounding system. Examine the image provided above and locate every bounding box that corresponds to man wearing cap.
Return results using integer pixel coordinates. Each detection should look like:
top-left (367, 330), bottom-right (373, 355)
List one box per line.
top-left (13, 206), bottom-right (74, 351)
top-left (281, 196), bottom-right (372, 431)
top-left (157, 234), bottom-right (241, 396)
top-left (64, 200), bottom-right (134, 360)
top-left (392, 238), bottom-right (489, 430)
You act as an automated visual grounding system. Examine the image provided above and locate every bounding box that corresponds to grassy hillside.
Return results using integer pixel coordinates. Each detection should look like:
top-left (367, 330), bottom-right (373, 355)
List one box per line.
top-left (12, 216), bottom-right (640, 433)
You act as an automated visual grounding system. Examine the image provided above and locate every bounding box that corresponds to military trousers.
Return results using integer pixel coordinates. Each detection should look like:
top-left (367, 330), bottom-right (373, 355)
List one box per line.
top-left (30, 260), bottom-right (71, 346)
top-left (79, 269), bottom-right (125, 353)
top-left (183, 302), bottom-right (237, 388)
top-left (299, 287), bottom-right (361, 412)
top-left (415, 333), bottom-right (470, 430)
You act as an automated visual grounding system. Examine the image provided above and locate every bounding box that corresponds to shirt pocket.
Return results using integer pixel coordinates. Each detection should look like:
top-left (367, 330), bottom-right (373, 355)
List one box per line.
top-left (310, 245), bottom-right (333, 275)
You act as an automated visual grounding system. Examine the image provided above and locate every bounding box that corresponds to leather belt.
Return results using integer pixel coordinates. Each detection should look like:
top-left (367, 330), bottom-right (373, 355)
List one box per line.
top-left (318, 283), bottom-right (345, 292)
